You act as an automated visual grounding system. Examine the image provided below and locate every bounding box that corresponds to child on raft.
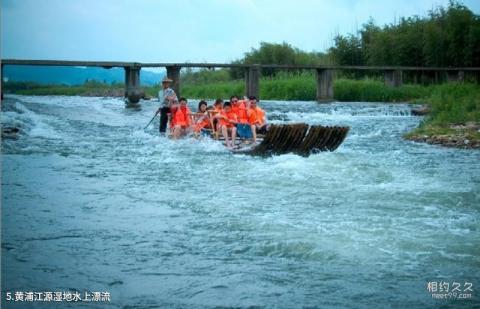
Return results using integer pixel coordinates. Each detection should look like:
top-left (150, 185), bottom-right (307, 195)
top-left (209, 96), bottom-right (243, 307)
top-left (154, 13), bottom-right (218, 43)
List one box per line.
top-left (171, 97), bottom-right (192, 139)
top-left (193, 101), bottom-right (213, 135)
top-left (215, 101), bottom-right (238, 149)
top-left (210, 99), bottom-right (224, 133)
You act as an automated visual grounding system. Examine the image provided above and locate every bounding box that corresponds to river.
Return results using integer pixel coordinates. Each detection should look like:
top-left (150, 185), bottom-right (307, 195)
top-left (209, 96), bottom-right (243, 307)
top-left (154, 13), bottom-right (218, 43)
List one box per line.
top-left (2, 95), bottom-right (479, 308)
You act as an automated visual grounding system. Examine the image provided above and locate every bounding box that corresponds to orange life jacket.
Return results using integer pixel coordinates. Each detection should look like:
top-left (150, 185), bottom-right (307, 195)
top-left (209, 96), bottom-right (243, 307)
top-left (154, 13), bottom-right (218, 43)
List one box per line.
top-left (172, 106), bottom-right (191, 127)
top-left (248, 108), bottom-right (258, 125)
top-left (194, 115), bottom-right (211, 132)
top-left (252, 107), bottom-right (265, 125)
top-left (233, 101), bottom-right (249, 123)
top-left (219, 110), bottom-right (238, 128)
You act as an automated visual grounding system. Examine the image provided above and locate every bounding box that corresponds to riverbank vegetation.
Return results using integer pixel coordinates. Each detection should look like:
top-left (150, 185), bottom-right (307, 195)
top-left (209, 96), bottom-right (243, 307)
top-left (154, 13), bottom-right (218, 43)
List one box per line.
top-left (404, 83), bottom-right (480, 148)
top-left (178, 75), bottom-right (441, 102)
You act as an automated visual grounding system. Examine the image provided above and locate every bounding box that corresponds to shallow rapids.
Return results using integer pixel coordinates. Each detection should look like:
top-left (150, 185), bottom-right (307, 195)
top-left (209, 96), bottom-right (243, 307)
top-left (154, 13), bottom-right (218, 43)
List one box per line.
top-left (2, 95), bottom-right (479, 308)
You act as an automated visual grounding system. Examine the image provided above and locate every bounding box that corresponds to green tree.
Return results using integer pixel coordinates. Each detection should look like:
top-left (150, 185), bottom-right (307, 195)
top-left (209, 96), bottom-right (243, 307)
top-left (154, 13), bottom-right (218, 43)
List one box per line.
top-left (329, 34), bottom-right (364, 66)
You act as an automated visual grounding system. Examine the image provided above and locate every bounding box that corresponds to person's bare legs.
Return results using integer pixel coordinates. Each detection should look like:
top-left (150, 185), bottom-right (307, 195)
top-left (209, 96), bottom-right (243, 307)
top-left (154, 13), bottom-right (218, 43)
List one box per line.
top-left (221, 125), bottom-right (232, 148)
top-left (173, 125), bottom-right (182, 139)
top-left (231, 127), bottom-right (237, 146)
top-left (250, 125), bottom-right (257, 143)
top-left (215, 121), bottom-right (221, 140)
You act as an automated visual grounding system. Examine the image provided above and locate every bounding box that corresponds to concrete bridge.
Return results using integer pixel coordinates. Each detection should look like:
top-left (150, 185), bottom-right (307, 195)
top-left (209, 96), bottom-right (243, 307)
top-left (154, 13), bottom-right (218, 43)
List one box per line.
top-left (2, 59), bottom-right (479, 103)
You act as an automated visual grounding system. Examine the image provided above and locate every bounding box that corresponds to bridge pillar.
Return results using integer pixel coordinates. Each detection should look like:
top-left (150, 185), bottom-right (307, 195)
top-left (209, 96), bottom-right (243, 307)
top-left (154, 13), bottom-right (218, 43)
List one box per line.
top-left (384, 69), bottom-right (403, 87)
top-left (245, 65), bottom-right (260, 99)
top-left (316, 69), bottom-right (334, 102)
top-left (124, 66), bottom-right (143, 104)
top-left (166, 66), bottom-right (181, 98)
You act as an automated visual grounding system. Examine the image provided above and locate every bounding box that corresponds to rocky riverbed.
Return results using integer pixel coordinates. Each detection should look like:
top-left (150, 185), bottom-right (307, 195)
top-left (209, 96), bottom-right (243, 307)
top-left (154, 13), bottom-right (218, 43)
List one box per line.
top-left (405, 122), bottom-right (480, 149)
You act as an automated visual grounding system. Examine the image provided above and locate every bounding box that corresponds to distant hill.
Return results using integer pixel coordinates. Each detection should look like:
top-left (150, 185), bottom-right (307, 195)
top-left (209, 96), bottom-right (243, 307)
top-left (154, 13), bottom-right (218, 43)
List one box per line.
top-left (3, 65), bottom-right (164, 86)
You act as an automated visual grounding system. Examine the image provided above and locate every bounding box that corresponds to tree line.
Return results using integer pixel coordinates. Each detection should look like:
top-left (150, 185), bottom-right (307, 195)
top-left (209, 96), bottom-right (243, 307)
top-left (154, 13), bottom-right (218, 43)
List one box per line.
top-left (329, 1), bottom-right (480, 67)
top-left (183, 1), bottom-right (479, 83)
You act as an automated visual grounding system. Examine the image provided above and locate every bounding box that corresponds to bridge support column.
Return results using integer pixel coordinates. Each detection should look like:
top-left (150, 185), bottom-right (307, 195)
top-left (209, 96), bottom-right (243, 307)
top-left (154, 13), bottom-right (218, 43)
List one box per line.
top-left (245, 65), bottom-right (260, 99)
top-left (124, 66), bottom-right (143, 104)
top-left (166, 66), bottom-right (181, 98)
top-left (316, 69), bottom-right (334, 102)
top-left (384, 69), bottom-right (403, 87)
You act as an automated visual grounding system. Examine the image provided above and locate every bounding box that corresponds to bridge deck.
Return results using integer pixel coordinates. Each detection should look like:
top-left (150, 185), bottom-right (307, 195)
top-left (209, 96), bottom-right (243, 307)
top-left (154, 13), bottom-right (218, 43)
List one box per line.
top-left (2, 59), bottom-right (480, 71)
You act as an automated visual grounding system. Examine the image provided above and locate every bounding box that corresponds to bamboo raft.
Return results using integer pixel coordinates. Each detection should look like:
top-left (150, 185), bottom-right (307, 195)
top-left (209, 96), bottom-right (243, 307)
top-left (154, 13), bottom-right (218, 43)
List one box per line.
top-left (217, 123), bottom-right (350, 157)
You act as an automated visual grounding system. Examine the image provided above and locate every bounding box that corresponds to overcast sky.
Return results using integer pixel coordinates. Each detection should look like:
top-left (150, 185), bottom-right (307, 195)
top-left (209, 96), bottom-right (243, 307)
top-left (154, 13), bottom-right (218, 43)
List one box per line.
top-left (2, 0), bottom-right (480, 64)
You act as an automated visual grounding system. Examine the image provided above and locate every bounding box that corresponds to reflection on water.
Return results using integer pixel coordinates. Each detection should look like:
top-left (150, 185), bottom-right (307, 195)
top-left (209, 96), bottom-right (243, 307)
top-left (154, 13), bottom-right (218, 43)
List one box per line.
top-left (2, 95), bottom-right (479, 308)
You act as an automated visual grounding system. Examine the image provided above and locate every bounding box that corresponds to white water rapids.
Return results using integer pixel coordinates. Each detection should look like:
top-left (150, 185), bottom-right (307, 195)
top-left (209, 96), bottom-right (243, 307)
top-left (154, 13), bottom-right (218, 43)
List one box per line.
top-left (2, 95), bottom-right (479, 308)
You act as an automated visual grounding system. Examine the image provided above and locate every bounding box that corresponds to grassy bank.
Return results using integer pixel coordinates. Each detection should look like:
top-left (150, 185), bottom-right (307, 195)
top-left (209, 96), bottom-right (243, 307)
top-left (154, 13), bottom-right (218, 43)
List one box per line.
top-left (4, 78), bottom-right (462, 103)
top-left (178, 75), bottom-right (317, 101)
top-left (7, 76), bottom-right (437, 102)
top-left (404, 83), bottom-right (480, 148)
top-left (180, 78), bottom-right (437, 102)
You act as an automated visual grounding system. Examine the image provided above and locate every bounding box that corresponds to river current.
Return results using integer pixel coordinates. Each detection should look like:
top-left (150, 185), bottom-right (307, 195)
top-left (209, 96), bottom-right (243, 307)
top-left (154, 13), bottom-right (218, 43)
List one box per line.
top-left (1, 95), bottom-right (479, 308)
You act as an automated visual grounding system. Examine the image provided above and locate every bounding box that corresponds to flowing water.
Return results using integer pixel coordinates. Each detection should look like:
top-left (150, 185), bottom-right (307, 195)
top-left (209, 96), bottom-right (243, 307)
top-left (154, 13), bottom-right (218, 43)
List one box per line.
top-left (1, 95), bottom-right (479, 308)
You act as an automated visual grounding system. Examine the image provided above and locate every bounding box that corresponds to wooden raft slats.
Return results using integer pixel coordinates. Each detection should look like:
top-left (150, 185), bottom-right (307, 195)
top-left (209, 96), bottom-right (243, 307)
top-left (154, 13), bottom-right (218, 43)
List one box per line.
top-left (328, 127), bottom-right (349, 151)
top-left (246, 123), bottom-right (349, 157)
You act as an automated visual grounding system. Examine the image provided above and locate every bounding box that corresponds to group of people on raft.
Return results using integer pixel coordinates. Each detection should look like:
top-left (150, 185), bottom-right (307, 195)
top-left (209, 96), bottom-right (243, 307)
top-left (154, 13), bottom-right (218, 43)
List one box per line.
top-left (157, 76), bottom-right (268, 148)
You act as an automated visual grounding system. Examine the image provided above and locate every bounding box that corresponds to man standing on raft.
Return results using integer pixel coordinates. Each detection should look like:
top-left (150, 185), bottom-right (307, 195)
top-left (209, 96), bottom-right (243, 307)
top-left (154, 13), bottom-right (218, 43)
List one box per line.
top-left (157, 77), bottom-right (178, 133)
